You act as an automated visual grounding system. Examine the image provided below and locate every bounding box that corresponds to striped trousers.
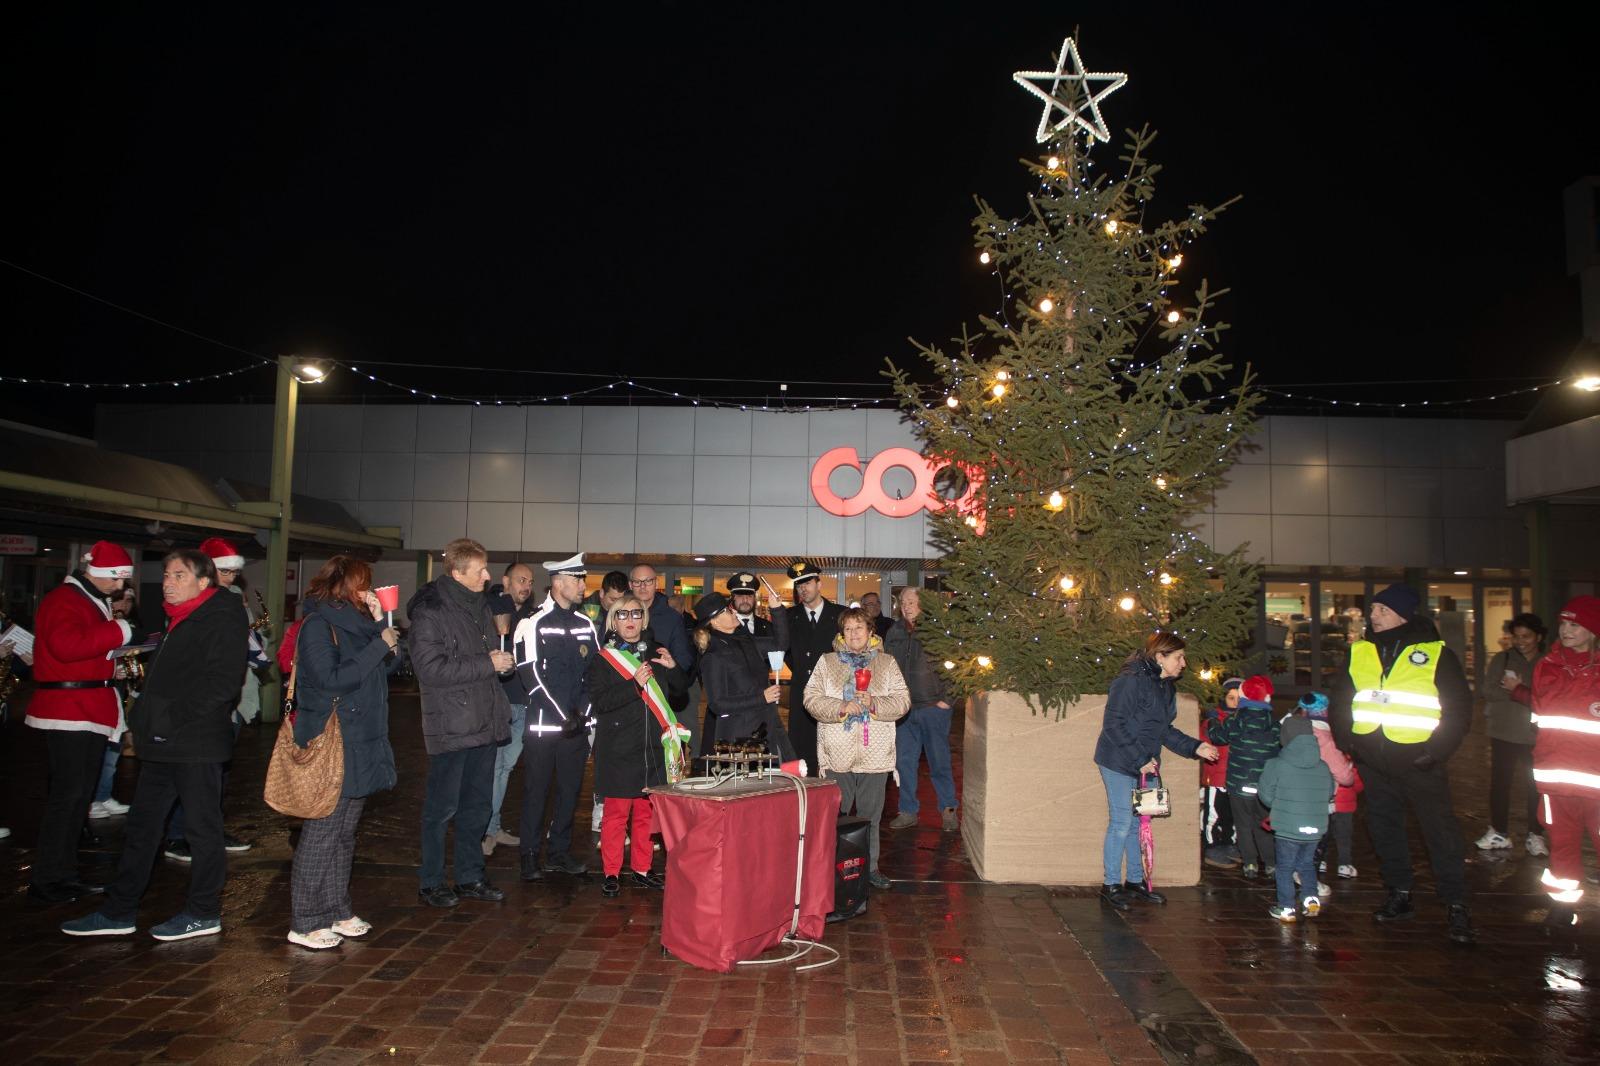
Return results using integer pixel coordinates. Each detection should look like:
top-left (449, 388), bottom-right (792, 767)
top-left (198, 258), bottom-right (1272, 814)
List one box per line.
top-left (290, 794), bottom-right (366, 934)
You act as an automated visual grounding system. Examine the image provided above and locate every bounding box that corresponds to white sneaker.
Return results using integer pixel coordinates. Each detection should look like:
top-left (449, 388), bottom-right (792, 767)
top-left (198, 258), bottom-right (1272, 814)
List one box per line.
top-left (1475, 828), bottom-right (1512, 850)
top-left (1336, 864), bottom-right (1358, 879)
top-left (89, 802), bottom-right (114, 819)
top-left (0, 827), bottom-right (9, 841)
top-left (1317, 880), bottom-right (1332, 898)
top-left (1317, 860), bottom-right (1327, 873)
top-left (100, 797), bottom-right (130, 815)
top-left (1526, 833), bottom-right (1549, 857)
top-left (1302, 895), bottom-right (1322, 918)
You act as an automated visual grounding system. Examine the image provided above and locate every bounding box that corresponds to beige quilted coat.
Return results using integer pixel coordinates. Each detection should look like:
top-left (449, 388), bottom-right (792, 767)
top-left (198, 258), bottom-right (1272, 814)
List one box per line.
top-left (802, 643), bottom-right (910, 777)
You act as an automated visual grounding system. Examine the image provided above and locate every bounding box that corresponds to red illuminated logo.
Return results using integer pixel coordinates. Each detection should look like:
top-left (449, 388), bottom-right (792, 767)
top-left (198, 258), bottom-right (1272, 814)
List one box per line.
top-left (810, 447), bottom-right (983, 524)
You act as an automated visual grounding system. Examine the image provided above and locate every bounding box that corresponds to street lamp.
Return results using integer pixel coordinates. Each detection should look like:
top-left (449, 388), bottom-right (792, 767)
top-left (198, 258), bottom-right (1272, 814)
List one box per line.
top-left (260, 355), bottom-right (325, 720)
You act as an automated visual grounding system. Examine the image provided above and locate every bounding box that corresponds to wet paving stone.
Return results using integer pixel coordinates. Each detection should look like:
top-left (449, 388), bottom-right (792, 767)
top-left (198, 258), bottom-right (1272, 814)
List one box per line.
top-left (2, 689), bottom-right (1598, 1063)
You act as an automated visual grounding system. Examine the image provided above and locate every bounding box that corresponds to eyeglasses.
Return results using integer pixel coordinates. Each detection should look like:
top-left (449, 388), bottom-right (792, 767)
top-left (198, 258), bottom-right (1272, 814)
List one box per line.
top-left (614, 609), bottom-right (645, 620)
top-left (628, 578), bottom-right (656, 587)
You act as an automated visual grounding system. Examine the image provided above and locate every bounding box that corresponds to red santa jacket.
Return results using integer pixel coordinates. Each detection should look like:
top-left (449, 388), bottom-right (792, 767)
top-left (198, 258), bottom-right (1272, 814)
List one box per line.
top-left (1531, 644), bottom-right (1600, 798)
top-left (1199, 708), bottom-right (1230, 788)
top-left (23, 575), bottom-right (133, 738)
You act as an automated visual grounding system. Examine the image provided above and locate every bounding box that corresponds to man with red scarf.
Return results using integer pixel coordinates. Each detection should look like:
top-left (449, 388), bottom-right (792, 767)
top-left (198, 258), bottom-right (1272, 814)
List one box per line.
top-left (1524, 595), bottom-right (1600, 934)
top-left (62, 548), bottom-right (247, 941)
top-left (25, 541), bottom-right (135, 903)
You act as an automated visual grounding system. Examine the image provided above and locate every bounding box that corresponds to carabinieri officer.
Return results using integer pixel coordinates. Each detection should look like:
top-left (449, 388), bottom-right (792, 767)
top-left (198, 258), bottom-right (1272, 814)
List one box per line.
top-left (513, 552), bottom-right (598, 881)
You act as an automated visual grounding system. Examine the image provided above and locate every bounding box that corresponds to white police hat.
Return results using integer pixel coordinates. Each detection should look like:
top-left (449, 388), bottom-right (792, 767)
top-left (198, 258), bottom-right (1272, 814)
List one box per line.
top-left (542, 552), bottom-right (587, 576)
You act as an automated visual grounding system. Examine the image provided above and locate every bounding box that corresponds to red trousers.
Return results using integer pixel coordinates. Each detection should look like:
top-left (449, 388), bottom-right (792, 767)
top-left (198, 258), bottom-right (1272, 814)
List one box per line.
top-left (600, 796), bottom-right (654, 877)
top-left (1538, 791), bottom-right (1600, 902)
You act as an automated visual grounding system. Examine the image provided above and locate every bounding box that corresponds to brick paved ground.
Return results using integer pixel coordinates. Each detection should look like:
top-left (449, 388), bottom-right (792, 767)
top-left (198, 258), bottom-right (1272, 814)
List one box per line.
top-left (2, 685), bottom-right (1597, 1065)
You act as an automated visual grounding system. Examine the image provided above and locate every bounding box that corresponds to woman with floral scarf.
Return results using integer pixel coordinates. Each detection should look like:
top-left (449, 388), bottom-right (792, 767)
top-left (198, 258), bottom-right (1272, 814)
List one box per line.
top-left (803, 607), bottom-right (910, 888)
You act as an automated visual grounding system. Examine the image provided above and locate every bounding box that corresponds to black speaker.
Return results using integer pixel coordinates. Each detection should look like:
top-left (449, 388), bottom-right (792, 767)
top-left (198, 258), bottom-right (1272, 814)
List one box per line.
top-left (827, 816), bottom-right (870, 923)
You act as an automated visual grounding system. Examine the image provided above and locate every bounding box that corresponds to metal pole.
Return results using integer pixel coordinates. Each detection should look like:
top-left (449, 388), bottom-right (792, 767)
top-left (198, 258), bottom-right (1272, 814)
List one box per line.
top-left (260, 356), bottom-right (299, 722)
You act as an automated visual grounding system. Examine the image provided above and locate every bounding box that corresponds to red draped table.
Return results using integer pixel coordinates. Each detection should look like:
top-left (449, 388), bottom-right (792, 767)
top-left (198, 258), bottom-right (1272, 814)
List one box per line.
top-left (647, 777), bottom-right (840, 973)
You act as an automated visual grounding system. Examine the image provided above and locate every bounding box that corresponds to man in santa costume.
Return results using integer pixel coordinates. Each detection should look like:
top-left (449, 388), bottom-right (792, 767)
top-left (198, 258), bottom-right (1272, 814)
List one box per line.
top-left (25, 541), bottom-right (135, 903)
top-left (162, 537), bottom-right (265, 860)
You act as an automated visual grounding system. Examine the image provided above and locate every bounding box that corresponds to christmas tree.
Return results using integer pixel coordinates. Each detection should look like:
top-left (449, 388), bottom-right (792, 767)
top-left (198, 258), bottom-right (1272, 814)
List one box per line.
top-left (888, 36), bottom-right (1260, 714)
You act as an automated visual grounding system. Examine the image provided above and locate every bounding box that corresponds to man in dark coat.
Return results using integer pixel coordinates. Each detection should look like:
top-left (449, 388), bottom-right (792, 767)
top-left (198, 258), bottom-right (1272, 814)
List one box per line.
top-left (726, 572), bottom-right (772, 638)
top-left (62, 549), bottom-right (247, 941)
top-left (407, 538), bottom-right (513, 908)
top-left (781, 561), bottom-right (844, 776)
top-left (513, 552), bottom-right (599, 880)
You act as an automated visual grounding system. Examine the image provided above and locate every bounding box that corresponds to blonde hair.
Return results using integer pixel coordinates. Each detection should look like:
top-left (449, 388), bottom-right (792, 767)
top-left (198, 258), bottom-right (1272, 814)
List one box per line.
top-left (605, 595), bottom-right (645, 636)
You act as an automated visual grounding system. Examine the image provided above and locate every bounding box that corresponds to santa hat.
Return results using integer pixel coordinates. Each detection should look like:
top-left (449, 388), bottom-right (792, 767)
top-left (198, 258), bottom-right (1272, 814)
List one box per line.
top-left (200, 537), bottom-right (245, 571)
top-left (82, 540), bottom-right (134, 580)
top-left (1239, 675), bottom-right (1274, 704)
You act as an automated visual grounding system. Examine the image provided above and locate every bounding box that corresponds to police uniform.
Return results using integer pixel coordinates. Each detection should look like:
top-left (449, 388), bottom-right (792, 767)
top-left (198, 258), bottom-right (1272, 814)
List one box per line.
top-left (513, 553), bottom-right (598, 876)
top-left (781, 561), bottom-right (844, 777)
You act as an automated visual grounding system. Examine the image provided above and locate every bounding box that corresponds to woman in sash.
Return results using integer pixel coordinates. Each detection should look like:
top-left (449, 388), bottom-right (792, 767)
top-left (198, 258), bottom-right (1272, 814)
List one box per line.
top-left (586, 595), bottom-right (687, 897)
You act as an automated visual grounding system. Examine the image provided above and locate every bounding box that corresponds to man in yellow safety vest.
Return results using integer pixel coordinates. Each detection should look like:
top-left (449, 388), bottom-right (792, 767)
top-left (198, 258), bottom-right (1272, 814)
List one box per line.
top-left (1331, 583), bottom-right (1476, 944)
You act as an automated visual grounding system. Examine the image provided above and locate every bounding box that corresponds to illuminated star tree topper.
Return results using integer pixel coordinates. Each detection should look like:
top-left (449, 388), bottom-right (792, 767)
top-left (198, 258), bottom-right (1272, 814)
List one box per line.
top-left (1013, 36), bottom-right (1128, 145)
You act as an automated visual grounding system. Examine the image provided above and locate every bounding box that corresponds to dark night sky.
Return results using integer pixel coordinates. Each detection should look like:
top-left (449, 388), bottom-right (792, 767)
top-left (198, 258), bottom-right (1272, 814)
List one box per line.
top-left (3, 4), bottom-right (1598, 435)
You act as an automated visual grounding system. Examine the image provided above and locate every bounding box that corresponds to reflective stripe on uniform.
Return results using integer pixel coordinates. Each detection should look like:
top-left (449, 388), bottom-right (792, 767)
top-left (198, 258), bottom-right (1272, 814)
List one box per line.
top-left (1532, 768), bottom-right (1600, 790)
top-left (1544, 793), bottom-right (1553, 825)
top-left (1350, 709), bottom-right (1442, 732)
top-left (1542, 867), bottom-right (1585, 903)
top-left (527, 723), bottom-right (565, 734)
top-left (1530, 714), bottom-right (1600, 736)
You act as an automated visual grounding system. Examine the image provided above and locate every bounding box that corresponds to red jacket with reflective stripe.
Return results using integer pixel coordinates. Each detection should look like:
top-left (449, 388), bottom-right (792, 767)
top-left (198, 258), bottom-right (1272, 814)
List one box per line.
top-left (1531, 645), bottom-right (1600, 797)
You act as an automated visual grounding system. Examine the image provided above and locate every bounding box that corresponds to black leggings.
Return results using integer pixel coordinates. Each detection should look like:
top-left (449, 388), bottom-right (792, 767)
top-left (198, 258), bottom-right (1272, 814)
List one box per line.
top-left (1488, 738), bottom-right (1542, 837)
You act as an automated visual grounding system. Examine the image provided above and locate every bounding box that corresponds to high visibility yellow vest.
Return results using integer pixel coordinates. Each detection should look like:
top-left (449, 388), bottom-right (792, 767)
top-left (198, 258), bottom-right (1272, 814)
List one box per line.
top-left (1348, 639), bottom-right (1444, 744)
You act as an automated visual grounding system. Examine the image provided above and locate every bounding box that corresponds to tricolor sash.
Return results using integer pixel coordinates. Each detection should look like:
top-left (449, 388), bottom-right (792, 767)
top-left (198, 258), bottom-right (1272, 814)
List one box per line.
top-left (600, 644), bottom-right (690, 783)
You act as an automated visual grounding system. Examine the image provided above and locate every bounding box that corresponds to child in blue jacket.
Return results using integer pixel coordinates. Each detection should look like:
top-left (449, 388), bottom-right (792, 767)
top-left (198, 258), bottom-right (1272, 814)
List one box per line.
top-left (1258, 715), bottom-right (1336, 922)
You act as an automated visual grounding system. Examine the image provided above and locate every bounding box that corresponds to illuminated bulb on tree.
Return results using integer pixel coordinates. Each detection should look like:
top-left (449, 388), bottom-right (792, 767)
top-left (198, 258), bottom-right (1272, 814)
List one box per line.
top-left (1166, 310), bottom-right (1181, 324)
top-left (976, 655), bottom-right (993, 669)
top-left (1158, 571), bottom-right (1173, 586)
top-left (943, 660), bottom-right (955, 670)
top-left (992, 382), bottom-right (1007, 398)
top-left (1199, 667), bottom-right (1215, 681)
top-left (964, 515), bottom-right (979, 528)
top-left (1104, 219), bottom-right (1119, 235)
top-left (946, 394), bottom-right (959, 409)
top-left (1046, 489), bottom-right (1064, 510)
top-left (1058, 575), bottom-right (1075, 592)
top-left (995, 369), bottom-right (1010, 381)
top-left (1168, 254), bottom-right (1183, 269)
top-left (1047, 155), bottom-right (1060, 169)
top-left (1154, 475), bottom-right (1168, 490)
top-left (1038, 296), bottom-right (1054, 313)
top-left (979, 250), bottom-right (992, 265)
top-left (1118, 595), bottom-right (1136, 612)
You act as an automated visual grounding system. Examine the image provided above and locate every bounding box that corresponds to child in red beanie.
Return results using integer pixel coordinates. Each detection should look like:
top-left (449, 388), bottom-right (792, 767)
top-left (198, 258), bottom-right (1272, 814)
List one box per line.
top-left (1209, 675), bottom-right (1281, 879)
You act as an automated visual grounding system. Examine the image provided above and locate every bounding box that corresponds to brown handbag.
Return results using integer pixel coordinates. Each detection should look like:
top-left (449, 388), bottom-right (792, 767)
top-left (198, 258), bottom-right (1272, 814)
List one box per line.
top-left (263, 624), bottom-right (344, 819)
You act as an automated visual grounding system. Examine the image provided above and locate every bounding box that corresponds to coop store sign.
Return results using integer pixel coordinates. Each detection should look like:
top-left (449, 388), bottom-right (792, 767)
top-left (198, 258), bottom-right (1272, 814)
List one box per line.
top-left (809, 447), bottom-right (981, 519)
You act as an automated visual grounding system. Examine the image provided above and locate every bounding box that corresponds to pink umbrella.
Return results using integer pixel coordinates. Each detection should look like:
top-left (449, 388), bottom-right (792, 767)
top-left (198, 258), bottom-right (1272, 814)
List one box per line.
top-left (1138, 773), bottom-right (1157, 893)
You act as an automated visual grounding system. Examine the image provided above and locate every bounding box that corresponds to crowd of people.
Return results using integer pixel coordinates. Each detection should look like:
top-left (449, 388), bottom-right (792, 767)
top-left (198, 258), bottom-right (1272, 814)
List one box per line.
top-left (19, 537), bottom-right (1598, 950)
top-left (19, 537), bottom-right (960, 947)
top-left (1095, 582), bottom-right (1600, 942)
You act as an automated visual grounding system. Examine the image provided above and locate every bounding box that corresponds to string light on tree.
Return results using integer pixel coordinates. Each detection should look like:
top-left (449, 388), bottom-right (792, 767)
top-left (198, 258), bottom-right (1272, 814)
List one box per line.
top-left (1166, 310), bottom-right (1180, 324)
top-left (1038, 297), bottom-right (1055, 313)
top-left (979, 250), bottom-right (992, 264)
top-left (1045, 490), bottom-right (1065, 511)
top-left (1058, 575), bottom-right (1076, 592)
top-left (946, 394), bottom-right (960, 408)
top-left (1118, 596), bottom-right (1137, 612)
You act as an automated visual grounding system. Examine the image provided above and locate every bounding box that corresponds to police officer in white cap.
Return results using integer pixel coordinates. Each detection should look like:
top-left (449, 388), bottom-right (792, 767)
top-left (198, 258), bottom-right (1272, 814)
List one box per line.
top-left (511, 553), bottom-right (599, 881)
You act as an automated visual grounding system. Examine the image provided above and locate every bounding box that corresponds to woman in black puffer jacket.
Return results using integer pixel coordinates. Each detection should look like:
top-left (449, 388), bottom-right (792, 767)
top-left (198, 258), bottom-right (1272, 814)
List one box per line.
top-left (585, 595), bottom-right (686, 897)
top-left (1093, 630), bottom-right (1217, 911)
top-left (692, 590), bottom-right (796, 766)
top-left (286, 556), bottom-right (402, 950)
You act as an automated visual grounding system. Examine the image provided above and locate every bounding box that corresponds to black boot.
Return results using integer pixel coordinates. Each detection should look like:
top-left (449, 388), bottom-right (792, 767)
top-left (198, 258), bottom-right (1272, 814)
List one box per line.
top-left (520, 852), bottom-right (543, 882)
top-left (1446, 903), bottom-right (1476, 944)
top-left (1372, 889), bottom-right (1414, 923)
top-left (1099, 883), bottom-right (1131, 911)
top-left (1123, 881), bottom-right (1167, 905)
top-left (1543, 904), bottom-right (1579, 937)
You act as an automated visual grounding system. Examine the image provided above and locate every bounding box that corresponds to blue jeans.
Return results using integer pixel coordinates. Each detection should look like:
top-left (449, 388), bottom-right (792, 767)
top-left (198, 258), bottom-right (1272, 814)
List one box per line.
top-left (1274, 836), bottom-right (1319, 910)
top-left (1099, 765), bottom-right (1143, 886)
top-left (93, 741), bottom-right (120, 803)
top-left (894, 704), bottom-right (957, 815)
top-left (419, 744), bottom-right (495, 889)
top-left (487, 704), bottom-right (526, 836)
